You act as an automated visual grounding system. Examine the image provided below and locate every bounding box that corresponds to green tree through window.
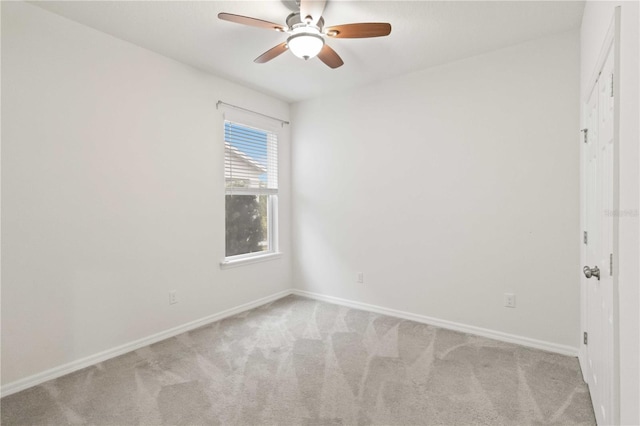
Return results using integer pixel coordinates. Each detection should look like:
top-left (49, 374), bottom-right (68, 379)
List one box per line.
top-left (225, 194), bottom-right (266, 257)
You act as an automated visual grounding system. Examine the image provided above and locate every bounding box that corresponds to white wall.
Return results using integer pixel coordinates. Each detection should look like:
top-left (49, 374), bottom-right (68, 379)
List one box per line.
top-left (1, 1), bottom-right (291, 386)
top-left (292, 31), bottom-right (580, 349)
top-left (581, 2), bottom-right (640, 424)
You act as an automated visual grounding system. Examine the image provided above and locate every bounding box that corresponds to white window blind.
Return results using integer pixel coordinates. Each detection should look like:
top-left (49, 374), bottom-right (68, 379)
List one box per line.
top-left (224, 121), bottom-right (278, 195)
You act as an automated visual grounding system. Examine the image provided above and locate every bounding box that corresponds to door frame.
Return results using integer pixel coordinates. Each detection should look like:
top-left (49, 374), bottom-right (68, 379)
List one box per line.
top-left (579, 6), bottom-right (621, 425)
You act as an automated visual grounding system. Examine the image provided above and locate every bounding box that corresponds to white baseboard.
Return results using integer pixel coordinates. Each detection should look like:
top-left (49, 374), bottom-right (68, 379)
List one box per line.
top-left (1, 289), bottom-right (293, 398)
top-left (292, 289), bottom-right (578, 357)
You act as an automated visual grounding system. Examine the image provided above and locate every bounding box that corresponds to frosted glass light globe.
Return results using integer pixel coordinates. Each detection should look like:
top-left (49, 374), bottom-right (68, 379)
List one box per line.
top-left (287, 33), bottom-right (324, 60)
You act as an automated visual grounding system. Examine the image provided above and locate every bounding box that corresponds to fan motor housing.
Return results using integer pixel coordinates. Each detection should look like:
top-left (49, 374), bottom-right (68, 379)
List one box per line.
top-left (286, 12), bottom-right (324, 31)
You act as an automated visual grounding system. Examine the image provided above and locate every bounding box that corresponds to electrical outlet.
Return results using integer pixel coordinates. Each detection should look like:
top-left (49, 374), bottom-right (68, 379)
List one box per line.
top-left (357, 272), bottom-right (364, 283)
top-left (504, 293), bottom-right (516, 308)
top-left (169, 290), bottom-right (178, 305)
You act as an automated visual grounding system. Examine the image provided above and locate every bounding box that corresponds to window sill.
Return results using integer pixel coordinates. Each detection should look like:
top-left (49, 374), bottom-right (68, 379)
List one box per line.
top-left (220, 252), bottom-right (282, 269)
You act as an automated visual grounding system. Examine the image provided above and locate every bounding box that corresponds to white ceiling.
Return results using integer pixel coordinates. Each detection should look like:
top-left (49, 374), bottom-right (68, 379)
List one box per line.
top-left (32, 1), bottom-right (585, 103)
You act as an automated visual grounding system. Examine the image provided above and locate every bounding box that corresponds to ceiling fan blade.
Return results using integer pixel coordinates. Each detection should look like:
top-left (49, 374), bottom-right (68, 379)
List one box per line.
top-left (325, 23), bottom-right (392, 38)
top-left (300, 0), bottom-right (326, 25)
top-left (218, 13), bottom-right (286, 32)
top-left (317, 44), bottom-right (344, 69)
top-left (254, 42), bottom-right (289, 64)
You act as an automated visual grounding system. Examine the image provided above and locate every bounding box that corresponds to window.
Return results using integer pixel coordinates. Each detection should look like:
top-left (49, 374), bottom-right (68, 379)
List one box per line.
top-left (224, 120), bottom-right (278, 261)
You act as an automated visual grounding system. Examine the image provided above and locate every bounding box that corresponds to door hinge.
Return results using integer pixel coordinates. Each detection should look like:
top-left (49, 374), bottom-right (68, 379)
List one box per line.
top-left (584, 332), bottom-right (588, 345)
top-left (611, 73), bottom-right (614, 97)
top-left (581, 128), bottom-right (588, 144)
top-left (584, 231), bottom-right (588, 245)
top-left (610, 253), bottom-right (613, 276)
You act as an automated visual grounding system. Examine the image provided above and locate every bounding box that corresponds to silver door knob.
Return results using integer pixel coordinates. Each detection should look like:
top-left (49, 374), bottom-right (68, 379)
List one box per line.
top-left (583, 265), bottom-right (600, 280)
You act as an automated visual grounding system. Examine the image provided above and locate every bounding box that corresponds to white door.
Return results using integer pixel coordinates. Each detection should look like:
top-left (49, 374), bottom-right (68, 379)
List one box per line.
top-left (583, 41), bottom-right (616, 426)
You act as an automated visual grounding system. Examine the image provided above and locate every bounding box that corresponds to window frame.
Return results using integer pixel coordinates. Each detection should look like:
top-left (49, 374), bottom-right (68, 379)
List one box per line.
top-left (220, 112), bottom-right (281, 268)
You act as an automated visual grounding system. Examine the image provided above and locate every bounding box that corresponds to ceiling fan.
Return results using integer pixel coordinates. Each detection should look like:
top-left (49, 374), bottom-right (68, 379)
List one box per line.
top-left (218, 0), bottom-right (391, 69)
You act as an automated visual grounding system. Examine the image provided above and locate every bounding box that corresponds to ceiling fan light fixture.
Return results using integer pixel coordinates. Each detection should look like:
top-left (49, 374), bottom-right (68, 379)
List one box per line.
top-left (218, 4), bottom-right (391, 69)
top-left (287, 33), bottom-right (324, 60)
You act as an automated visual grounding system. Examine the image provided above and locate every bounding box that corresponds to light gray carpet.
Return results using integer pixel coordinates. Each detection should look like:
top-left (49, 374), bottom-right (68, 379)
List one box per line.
top-left (1, 295), bottom-right (595, 425)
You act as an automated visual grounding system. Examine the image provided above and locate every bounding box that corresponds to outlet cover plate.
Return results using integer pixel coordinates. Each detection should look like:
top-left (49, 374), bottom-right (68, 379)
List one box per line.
top-left (504, 293), bottom-right (516, 308)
